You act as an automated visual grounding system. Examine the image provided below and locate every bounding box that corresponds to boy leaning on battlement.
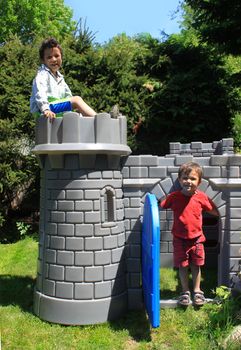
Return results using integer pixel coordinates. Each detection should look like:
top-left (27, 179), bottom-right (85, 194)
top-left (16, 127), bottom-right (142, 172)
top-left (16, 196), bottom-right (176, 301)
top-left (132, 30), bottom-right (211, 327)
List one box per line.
top-left (158, 162), bottom-right (219, 307)
top-left (30, 37), bottom-right (96, 120)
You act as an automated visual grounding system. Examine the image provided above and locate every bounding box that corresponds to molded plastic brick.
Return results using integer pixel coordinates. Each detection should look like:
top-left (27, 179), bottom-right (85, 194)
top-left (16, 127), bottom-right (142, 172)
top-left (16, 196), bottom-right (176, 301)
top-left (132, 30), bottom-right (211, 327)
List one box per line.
top-left (130, 167), bottom-right (148, 178)
top-left (65, 267), bottom-right (84, 282)
top-left (94, 224), bottom-right (110, 236)
top-left (95, 251), bottom-right (111, 265)
top-left (66, 190), bottom-right (83, 200)
top-left (160, 178), bottom-right (173, 194)
top-left (158, 157), bottom-right (175, 166)
top-left (230, 208), bottom-right (241, 218)
top-left (103, 236), bottom-right (118, 249)
top-left (117, 233), bottom-right (126, 247)
top-left (66, 212), bottom-right (84, 223)
top-left (203, 166), bottom-right (221, 178)
top-left (104, 263), bottom-right (124, 280)
top-left (76, 224), bottom-right (93, 236)
top-left (56, 282), bottom-right (73, 299)
top-left (149, 167), bottom-right (167, 178)
top-left (230, 198), bottom-right (241, 207)
top-left (58, 223), bottom-right (74, 236)
top-left (102, 171), bottom-right (113, 179)
top-left (85, 266), bottom-right (103, 282)
top-left (43, 279), bottom-right (55, 296)
top-left (84, 190), bottom-right (100, 200)
top-left (66, 237), bottom-right (84, 250)
top-left (85, 237), bottom-right (103, 251)
top-left (85, 212), bottom-right (101, 223)
top-left (50, 190), bottom-right (65, 200)
top-left (49, 265), bottom-right (64, 280)
top-left (111, 222), bottom-right (125, 235)
top-left (75, 283), bottom-right (93, 299)
top-left (130, 198), bottom-right (141, 207)
top-left (57, 251), bottom-right (74, 265)
top-left (46, 223), bottom-right (57, 235)
top-left (112, 247), bottom-right (125, 263)
top-left (51, 211), bottom-right (65, 223)
top-left (58, 201), bottom-right (74, 211)
top-left (139, 155), bottom-right (158, 166)
top-left (175, 155), bottom-right (193, 165)
top-left (75, 201), bottom-right (93, 211)
top-left (45, 249), bottom-right (56, 264)
top-left (95, 281), bottom-right (112, 298)
top-left (87, 171), bottom-right (101, 178)
top-left (75, 252), bottom-right (93, 266)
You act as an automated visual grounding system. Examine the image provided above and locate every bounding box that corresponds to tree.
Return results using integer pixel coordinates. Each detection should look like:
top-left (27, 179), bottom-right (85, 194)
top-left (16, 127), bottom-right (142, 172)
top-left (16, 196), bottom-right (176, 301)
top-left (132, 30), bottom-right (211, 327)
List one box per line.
top-left (133, 32), bottom-right (232, 154)
top-left (184, 0), bottom-right (241, 55)
top-left (0, 0), bottom-right (75, 43)
top-left (0, 37), bottom-right (39, 241)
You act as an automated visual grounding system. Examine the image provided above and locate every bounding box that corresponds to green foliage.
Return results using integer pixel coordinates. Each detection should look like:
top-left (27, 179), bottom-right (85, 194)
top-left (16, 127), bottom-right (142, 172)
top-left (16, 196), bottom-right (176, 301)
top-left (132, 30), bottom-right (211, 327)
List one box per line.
top-left (0, 37), bottom-right (39, 239)
top-left (0, 0), bottom-right (75, 43)
top-left (16, 221), bottom-right (31, 239)
top-left (209, 286), bottom-right (241, 333)
top-left (184, 0), bottom-right (241, 55)
top-left (133, 32), bottom-right (232, 154)
top-left (232, 113), bottom-right (241, 151)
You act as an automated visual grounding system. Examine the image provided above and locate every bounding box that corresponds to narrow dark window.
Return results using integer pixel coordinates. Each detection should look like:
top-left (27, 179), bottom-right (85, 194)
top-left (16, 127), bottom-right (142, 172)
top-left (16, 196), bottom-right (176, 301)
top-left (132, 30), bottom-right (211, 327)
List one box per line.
top-left (104, 190), bottom-right (114, 222)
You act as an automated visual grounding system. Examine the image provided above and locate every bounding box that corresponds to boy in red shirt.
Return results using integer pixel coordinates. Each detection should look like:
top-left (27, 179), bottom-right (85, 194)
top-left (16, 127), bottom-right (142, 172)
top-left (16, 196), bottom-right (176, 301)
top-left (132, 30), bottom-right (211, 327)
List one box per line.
top-left (159, 162), bottom-right (218, 306)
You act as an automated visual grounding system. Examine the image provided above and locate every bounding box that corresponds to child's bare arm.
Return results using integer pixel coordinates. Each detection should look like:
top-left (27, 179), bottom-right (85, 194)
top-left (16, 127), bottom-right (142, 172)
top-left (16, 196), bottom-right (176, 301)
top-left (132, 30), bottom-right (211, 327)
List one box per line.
top-left (207, 207), bottom-right (219, 216)
top-left (43, 109), bottom-right (56, 120)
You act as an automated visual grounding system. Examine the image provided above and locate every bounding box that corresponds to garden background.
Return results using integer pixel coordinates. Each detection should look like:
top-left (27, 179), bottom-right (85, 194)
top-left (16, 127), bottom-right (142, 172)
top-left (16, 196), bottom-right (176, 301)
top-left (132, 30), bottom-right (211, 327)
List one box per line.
top-left (0, 0), bottom-right (241, 241)
top-left (1, 1), bottom-right (241, 348)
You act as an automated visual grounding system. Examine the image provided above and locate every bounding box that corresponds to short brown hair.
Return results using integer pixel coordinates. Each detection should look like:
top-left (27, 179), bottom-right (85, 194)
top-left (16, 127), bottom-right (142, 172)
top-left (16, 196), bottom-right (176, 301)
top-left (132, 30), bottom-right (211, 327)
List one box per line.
top-left (39, 38), bottom-right (63, 61)
top-left (178, 162), bottom-right (203, 181)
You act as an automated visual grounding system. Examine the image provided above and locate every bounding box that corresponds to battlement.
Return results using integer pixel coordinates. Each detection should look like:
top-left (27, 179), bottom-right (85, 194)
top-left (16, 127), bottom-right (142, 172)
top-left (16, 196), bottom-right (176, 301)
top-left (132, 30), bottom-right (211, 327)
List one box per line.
top-left (169, 138), bottom-right (234, 156)
top-left (32, 112), bottom-right (131, 156)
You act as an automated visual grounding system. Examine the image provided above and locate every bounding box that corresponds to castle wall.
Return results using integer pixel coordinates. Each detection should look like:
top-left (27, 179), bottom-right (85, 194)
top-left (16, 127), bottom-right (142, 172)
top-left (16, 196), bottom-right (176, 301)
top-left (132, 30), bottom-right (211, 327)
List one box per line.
top-left (122, 139), bottom-right (241, 310)
top-left (33, 112), bottom-right (241, 321)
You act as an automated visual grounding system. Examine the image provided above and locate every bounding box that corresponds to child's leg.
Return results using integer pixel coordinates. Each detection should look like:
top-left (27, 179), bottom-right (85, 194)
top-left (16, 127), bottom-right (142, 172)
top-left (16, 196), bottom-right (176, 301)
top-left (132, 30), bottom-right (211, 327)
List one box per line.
top-left (179, 266), bottom-right (190, 292)
top-left (71, 96), bottom-right (96, 116)
top-left (190, 263), bottom-right (201, 292)
top-left (190, 263), bottom-right (205, 305)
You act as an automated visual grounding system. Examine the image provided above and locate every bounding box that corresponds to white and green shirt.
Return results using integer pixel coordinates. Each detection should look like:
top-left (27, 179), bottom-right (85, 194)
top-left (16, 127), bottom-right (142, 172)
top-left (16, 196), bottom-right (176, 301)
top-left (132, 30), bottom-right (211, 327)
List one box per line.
top-left (30, 64), bottom-right (72, 113)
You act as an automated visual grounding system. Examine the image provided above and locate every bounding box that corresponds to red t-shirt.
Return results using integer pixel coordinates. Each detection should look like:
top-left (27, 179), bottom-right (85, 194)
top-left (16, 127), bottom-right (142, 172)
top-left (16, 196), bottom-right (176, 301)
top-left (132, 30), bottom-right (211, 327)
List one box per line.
top-left (160, 190), bottom-right (214, 241)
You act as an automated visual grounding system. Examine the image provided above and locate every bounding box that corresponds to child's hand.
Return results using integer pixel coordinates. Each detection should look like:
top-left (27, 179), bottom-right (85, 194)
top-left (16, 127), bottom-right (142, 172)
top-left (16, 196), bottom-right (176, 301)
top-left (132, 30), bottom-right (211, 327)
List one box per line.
top-left (44, 109), bottom-right (56, 121)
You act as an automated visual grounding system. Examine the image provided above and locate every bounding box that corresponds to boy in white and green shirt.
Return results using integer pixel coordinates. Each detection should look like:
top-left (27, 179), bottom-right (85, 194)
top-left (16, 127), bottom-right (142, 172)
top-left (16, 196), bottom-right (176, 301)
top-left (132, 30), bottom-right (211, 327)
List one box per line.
top-left (30, 38), bottom-right (96, 120)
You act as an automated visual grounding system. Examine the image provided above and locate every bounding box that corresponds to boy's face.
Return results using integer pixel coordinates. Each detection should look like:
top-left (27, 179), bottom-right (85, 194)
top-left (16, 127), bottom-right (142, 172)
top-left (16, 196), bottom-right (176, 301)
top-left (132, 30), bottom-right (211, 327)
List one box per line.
top-left (178, 169), bottom-right (201, 196)
top-left (42, 47), bottom-right (62, 75)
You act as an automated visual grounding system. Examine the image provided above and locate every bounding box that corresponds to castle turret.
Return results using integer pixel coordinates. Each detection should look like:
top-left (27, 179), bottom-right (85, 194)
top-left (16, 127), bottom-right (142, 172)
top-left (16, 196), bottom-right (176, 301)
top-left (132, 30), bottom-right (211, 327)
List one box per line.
top-left (33, 112), bottom-right (131, 325)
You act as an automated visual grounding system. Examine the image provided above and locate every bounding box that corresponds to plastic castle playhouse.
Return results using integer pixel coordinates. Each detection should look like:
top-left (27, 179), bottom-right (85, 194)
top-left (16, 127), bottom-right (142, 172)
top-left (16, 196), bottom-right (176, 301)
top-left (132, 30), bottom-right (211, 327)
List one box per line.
top-left (33, 111), bottom-right (241, 325)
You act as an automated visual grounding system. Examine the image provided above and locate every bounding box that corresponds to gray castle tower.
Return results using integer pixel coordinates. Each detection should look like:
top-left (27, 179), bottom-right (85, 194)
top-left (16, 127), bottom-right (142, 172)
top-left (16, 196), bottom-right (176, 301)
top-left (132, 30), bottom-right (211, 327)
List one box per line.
top-left (33, 112), bottom-right (131, 325)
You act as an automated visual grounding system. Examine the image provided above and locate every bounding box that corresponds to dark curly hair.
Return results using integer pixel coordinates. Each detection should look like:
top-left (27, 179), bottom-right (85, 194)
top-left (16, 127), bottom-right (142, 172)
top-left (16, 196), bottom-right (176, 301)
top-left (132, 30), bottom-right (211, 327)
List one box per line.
top-left (39, 38), bottom-right (63, 61)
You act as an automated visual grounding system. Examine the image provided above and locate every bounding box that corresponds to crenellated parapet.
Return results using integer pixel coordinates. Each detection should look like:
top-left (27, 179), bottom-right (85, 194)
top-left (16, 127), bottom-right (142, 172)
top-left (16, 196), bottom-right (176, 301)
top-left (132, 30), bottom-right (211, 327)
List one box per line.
top-left (33, 112), bottom-right (131, 156)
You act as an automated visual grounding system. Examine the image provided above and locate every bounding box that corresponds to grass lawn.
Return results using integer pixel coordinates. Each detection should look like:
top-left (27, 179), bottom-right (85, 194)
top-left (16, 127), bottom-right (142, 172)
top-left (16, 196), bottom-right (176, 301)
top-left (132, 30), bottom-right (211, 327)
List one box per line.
top-left (1, 236), bottom-right (241, 350)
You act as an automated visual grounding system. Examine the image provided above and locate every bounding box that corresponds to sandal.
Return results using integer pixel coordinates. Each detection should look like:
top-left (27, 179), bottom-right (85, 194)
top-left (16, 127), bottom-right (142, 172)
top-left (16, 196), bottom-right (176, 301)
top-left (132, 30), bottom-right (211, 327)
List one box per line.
top-left (178, 291), bottom-right (191, 306)
top-left (193, 291), bottom-right (205, 306)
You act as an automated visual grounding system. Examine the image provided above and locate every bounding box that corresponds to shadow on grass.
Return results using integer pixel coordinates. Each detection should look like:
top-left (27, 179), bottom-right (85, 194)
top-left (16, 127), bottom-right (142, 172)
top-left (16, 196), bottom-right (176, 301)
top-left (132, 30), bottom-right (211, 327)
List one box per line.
top-left (0, 275), bottom-right (152, 342)
top-left (109, 309), bottom-right (152, 342)
top-left (0, 275), bottom-right (35, 312)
